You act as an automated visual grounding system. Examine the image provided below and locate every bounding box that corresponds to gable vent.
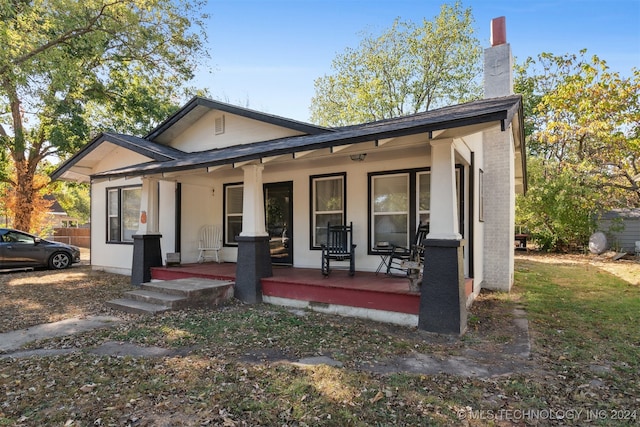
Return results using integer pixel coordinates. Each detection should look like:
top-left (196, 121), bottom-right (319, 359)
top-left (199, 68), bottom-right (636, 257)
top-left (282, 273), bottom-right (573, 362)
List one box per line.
top-left (215, 115), bottom-right (225, 135)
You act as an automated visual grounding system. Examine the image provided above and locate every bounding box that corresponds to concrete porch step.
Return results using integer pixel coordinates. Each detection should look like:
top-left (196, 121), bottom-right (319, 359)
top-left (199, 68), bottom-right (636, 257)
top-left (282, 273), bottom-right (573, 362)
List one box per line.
top-left (141, 278), bottom-right (234, 299)
top-left (106, 298), bottom-right (172, 315)
top-left (124, 289), bottom-right (188, 309)
top-left (107, 277), bottom-right (235, 315)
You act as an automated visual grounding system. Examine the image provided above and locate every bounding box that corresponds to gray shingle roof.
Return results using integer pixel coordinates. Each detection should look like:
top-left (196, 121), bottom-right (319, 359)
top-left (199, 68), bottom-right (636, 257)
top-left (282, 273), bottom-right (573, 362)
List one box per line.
top-left (50, 132), bottom-right (187, 181)
top-left (92, 95), bottom-right (523, 180)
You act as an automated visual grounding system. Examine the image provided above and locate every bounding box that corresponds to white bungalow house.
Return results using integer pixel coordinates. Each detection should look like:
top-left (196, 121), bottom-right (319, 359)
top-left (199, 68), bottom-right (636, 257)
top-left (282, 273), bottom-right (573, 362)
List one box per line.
top-left (52, 19), bottom-right (526, 334)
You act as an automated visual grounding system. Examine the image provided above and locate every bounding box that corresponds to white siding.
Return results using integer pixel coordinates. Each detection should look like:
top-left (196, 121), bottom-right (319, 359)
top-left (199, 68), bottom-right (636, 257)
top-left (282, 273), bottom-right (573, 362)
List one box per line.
top-left (462, 133), bottom-right (485, 299)
top-left (158, 180), bottom-right (177, 261)
top-left (91, 176), bottom-right (141, 274)
top-left (178, 176), bottom-right (220, 263)
top-left (89, 150), bottom-right (183, 273)
top-left (170, 110), bottom-right (306, 153)
top-left (90, 150), bottom-right (150, 274)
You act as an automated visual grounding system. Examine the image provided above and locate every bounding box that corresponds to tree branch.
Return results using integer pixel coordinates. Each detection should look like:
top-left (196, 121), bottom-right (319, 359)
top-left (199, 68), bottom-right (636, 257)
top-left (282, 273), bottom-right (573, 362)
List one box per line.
top-left (0, 176), bottom-right (17, 186)
top-left (4, 1), bottom-right (124, 71)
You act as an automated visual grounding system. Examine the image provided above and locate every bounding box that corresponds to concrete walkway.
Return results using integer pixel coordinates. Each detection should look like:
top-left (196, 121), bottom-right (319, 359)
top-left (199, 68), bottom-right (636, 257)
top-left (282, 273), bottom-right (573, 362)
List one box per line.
top-left (0, 316), bottom-right (183, 359)
top-left (0, 308), bottom-right (533, 378)
top-left (0, 316), bottom-right (122, 354)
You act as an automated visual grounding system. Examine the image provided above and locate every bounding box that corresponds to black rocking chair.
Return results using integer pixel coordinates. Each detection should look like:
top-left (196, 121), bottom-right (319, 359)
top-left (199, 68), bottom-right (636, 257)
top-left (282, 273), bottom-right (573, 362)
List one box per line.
top-left (386, 223), bottom-right (429, 279)
top-left (321, 222), bottom-right (356, 276)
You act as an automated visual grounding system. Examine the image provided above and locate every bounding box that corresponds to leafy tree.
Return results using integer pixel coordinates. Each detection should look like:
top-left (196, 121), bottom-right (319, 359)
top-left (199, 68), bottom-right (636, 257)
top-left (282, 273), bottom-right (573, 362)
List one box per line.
top-left (519, 51), bottom-right (639, 205)
top-left (310, 1), bottom-right (482, 126)
top-left (516, 158), bottom-right (598, 251)
top-left (0, 0), bottom-right (208, 232)
top-left (516, 51), bottom-right (639, 250)
top-left (51, 181), bottom-right (91, 225)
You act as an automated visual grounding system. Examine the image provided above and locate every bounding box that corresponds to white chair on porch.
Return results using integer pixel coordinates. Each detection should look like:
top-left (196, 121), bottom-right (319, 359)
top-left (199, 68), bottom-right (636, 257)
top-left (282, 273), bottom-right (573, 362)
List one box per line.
top-left (197, 225), bottom-right (223, 263)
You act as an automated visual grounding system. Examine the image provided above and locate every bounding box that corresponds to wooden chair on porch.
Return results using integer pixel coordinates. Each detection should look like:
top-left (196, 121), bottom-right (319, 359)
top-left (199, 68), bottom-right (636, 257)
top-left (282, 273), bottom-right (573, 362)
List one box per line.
top-left (386, 222), bottom-right (429, 278)
top-left (321, 222), bottom-right (356, 276)
top-left (197, 225), bottom-right (223, 263)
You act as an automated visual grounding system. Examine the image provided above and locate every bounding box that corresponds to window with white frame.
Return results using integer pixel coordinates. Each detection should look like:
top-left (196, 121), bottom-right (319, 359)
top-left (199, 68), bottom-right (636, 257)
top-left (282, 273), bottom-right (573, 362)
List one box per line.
top-left (224, 184), bottom-right (243, 245)
top-left (310, 173), bottom-right (345, 248)
top-left (106, 186), bottom-right (141, 243)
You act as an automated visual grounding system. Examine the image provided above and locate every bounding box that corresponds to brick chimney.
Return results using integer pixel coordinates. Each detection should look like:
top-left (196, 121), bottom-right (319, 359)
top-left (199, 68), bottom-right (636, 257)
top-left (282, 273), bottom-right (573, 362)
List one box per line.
top-left (481, 16), bottom-right (517, 293)
top-left (484, 17), bottom-right (513, 98)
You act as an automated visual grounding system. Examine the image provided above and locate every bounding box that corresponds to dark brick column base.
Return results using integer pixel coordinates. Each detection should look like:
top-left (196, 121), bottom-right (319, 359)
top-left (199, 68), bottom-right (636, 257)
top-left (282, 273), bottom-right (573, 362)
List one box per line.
top-left (235, 235), bottom-right (272, 303)
top-left (131, 234), bottom-right (163, 286)
top-left (418, 239), bottom-right (467, 335)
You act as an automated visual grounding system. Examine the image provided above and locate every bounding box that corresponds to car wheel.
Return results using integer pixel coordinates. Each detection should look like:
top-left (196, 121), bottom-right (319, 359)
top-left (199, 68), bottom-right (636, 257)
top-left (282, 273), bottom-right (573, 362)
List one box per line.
top-left (49, 252), bottom-right (71, 269)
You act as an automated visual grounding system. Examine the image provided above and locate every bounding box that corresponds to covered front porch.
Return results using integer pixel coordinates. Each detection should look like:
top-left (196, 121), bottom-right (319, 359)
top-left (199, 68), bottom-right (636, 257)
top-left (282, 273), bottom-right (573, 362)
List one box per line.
top-left (150, 261), bottom-right (474, 326)
top-left (51, 96), bottom-right (524, 335)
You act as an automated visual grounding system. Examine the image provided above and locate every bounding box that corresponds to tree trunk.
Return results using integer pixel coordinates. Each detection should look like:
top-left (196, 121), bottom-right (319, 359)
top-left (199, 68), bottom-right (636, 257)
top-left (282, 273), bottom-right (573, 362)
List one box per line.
top-left (4, 78), bottom-right (35, 232)
top-left (12, 160), bottom-right (35, 232)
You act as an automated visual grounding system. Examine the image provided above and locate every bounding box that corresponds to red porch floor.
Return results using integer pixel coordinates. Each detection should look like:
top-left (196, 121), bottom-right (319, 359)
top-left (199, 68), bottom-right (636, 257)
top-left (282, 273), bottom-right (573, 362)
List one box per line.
top-left (151, 263), bottom-right (421, 315)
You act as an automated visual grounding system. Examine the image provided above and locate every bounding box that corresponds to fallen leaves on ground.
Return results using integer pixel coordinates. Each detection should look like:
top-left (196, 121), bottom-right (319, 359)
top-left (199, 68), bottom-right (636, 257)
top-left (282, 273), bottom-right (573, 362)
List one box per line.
top-left (0, 266), bottom-right (131, 333)
top-left (0, 257), bottom-right (638, 426)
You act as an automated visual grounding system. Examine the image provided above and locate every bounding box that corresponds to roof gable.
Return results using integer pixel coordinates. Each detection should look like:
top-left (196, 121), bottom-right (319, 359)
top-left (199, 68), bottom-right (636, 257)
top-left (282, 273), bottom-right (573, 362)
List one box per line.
top-left (145, 96), bottom-right (332, 144)
top-left (50, 132), bottom-right (186, 181)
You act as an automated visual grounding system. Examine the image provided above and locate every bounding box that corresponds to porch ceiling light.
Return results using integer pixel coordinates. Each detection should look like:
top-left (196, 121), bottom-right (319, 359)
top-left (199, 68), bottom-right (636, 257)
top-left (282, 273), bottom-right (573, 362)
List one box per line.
top-left (350, 153), bottom-right (367, 162)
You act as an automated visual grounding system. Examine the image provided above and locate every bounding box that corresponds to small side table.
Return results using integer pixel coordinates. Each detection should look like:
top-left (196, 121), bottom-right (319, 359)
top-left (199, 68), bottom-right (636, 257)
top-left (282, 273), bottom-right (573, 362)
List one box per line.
top-left (374, 244), bottom-right (392, 275)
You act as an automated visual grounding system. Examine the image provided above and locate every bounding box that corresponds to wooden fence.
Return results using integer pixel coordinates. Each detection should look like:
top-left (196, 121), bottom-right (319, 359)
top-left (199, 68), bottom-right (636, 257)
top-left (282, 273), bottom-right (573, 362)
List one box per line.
top-left (50, 227), bottom-right (91, 248)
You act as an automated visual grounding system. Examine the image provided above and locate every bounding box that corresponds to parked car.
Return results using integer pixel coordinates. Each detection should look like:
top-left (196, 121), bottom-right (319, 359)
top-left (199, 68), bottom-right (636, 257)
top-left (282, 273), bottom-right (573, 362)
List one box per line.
top-left (0, 228), bottom-right (81, 270)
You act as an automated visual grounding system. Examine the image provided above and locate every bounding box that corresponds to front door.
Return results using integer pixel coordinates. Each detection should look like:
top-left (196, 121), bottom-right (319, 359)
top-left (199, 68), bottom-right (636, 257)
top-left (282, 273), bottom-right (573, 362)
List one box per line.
top-left (264, 181), bottom-right (293, 265)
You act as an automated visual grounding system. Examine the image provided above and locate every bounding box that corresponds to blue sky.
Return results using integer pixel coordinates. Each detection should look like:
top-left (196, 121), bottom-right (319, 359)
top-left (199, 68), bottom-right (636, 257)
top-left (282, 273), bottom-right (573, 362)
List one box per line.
top-left (194, 0), bottom-right (640, 122)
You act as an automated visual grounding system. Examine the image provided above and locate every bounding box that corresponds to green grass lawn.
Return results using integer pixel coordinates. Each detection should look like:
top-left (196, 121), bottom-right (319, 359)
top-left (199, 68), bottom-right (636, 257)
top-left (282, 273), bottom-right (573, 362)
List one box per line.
top-left (1, 257), bottom-right (638, 426)
top-left (513, 257), bottom-right (640, 425)
top-left (518, 258), bottom-right (640, 367)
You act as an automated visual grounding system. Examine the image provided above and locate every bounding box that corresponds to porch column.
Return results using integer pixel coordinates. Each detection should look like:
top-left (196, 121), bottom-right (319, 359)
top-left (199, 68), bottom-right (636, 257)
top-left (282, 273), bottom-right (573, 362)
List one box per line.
top-left (132, 177), bottom-right (162, 285)
top-left (428, 139), bottom-right (461, 240)
top-left (419, 139), bottom-right (467, 335)
top-left (235, 164), bottom-right (272, 303)
top-left (137, 177), bottom-right (160, 235)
